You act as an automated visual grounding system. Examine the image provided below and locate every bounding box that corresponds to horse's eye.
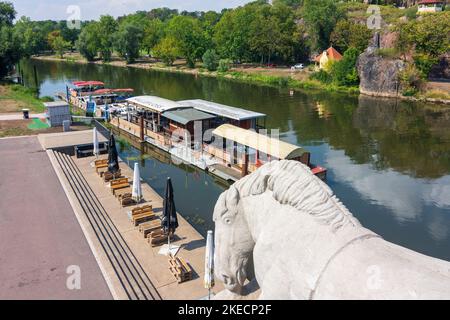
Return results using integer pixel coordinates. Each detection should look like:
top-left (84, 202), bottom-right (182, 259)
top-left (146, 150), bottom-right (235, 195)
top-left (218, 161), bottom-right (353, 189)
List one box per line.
top-left (224, 217), bottom-right (232, 225)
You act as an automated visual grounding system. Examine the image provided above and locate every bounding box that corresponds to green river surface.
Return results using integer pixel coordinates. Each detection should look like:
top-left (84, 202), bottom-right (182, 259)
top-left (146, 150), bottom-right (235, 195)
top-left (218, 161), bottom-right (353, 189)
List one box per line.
top-left (21, 59), bottom-right (450, 261)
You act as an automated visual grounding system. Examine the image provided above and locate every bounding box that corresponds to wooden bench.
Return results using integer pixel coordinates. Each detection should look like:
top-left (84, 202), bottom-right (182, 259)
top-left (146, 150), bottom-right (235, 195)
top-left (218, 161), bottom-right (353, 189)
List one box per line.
top-left (103, 169), bottom-right (121, 182)
top-left (168, 255), bottom-right (193, 283)
top-left (115, 187), bottom-right (131, 199)
top-left (139, 219), bottom-right (161, 237)
top-left (94, 159), bottom-right (108, 174)
top-left (148, 229), bottom-right (175, 247)
top-left (110, 177), bottom-right (129, 195)
top-left (121, 194), bottom-right (136, 207)
top-left (129, 204), bottom-right (154, 226)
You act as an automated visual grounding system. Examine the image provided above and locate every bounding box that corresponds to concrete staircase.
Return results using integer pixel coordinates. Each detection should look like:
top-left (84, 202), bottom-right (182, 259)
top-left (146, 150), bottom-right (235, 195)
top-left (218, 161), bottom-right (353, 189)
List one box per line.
top-left (51, 150), bottom-right (161, 300)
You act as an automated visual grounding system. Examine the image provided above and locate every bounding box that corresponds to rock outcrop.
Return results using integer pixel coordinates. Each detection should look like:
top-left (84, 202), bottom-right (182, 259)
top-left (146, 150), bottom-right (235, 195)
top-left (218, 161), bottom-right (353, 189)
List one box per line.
top-left (357, 32), bottom-right (406, 98)
top-left (357, 50), bottom-right (406, 98)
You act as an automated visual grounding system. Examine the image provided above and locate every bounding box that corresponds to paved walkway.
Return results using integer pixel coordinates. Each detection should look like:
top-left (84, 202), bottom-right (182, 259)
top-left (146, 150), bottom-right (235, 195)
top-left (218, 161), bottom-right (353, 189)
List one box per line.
top-left (0, 113), bottom-right (46, 121)
top-left (0, 136), bottom-right (112, 299)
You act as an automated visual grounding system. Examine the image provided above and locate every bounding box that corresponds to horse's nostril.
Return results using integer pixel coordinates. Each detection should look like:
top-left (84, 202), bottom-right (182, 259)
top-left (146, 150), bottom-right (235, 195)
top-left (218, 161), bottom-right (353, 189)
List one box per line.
top-left (222, 274), bottom-right (229, 284)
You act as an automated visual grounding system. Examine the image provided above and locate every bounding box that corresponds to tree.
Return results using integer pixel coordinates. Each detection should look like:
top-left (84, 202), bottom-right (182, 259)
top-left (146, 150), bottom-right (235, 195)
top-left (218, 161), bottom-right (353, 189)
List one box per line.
top-left (98, 15), bottom-right (118, 62)
top-left (330, 20), bottom-right (372, 53)
top-left (166, 15), bottom-right (206, 68)
top-left (202, 49), bottom-right (219, 71)
top-left (214, 6), bottom-right (255, 62)
top-left (141, 18), bottom-right (164, 55)
top-left (153, 36), bottom-right (179, 66)
top-left (0, 1), bottom-right (15, 26)
top-left (114, 22), bottom-right (143, 63)
top-left (301, 0), bottom-right (343, 51)
top-left (50, 33), bottom-right (70, 58)
top-left (0, 1), bottom-right (21, 78)
top-left (77, 23), bottom-right (99, 61)
top-left (329, 47), bottom-right (360, 86)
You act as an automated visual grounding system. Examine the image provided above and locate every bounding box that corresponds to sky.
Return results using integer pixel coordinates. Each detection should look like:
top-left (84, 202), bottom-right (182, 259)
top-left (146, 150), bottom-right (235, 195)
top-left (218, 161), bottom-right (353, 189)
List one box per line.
top-left (11, 0), bottom-right (252, 21)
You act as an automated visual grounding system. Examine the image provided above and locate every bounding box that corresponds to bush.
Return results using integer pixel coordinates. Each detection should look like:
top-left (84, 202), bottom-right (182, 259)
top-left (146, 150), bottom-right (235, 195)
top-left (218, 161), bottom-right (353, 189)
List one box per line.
top-left (310, 69), bottom-right (332, 84)
top-left (399, 63), bottom-right (423, 96)
top-left (217, 59), bottom-right (231, 72)
top-left (329, 47), bottom-right (360, 86)
top-left (202, 49), bottom-right (219, 71)
top-left (153, 37), bottom-right (179, 66)
top-left (413, 53), bottom-right (438, 78)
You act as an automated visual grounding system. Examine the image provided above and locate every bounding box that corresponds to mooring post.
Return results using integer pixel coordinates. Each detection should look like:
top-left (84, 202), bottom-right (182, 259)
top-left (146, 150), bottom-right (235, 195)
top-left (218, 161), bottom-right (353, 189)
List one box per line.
top-left (139, 115), bottom-right (145, 142)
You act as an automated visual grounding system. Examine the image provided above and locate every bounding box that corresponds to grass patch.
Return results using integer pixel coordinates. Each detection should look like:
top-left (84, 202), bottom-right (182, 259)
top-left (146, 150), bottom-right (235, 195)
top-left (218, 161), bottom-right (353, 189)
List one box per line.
top-left (421, 89), bottom-right (450, 100)
top-left (375, 48), bottom-right (400, 59)
top-left (217, 71), bottom-right (360, 94)
top-left (0, 84), bottom-right (46, 113)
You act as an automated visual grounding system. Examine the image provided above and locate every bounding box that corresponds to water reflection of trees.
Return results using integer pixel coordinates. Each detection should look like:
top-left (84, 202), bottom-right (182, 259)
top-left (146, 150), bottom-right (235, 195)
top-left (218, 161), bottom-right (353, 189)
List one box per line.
top-left (291, 94), bottom-right (450, 179)
top-left (22, 59), bottom-right (450, 179)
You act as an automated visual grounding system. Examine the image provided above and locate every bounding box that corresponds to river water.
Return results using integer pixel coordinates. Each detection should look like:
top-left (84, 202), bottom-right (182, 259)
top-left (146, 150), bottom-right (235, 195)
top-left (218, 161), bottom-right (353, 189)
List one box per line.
top-left (21, 59), bottom-right (450, 261)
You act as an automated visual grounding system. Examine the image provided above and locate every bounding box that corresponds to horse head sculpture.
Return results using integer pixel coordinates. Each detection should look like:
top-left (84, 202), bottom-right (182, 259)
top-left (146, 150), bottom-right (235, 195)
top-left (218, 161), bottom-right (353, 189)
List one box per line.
top-left (213, 160), bottom-right (450, 299)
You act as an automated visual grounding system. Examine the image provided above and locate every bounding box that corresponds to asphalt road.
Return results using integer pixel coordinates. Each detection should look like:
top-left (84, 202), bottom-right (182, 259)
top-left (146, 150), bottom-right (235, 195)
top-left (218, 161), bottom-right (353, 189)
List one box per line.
top-left (0, 136), bottom-right (112, 299)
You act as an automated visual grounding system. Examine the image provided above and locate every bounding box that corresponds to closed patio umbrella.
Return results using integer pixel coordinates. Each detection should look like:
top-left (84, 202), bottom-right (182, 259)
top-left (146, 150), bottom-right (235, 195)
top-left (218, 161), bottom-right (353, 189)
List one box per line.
top-left (93, 127), bottom-right (99, 158)
top-left (132, 162), bottom-right (142, 202)
top-left (204, 230), bottom-right (215, 300)
top-left (162, 177), bottom-right (179, 252)
top-left (108, 133), bottom-right (120, 174)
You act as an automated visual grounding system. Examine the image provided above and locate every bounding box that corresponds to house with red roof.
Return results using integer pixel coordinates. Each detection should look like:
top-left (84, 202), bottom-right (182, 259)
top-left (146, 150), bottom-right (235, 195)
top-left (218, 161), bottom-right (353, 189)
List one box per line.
top-left (418, 0), bottom-right (445, 13)
top-left (313, 46), bottom-right (343, 70)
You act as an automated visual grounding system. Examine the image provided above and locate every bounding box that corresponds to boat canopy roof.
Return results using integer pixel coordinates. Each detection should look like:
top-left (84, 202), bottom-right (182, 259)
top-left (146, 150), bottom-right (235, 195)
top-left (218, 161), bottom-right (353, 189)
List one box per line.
top-left (162, 108), bottom-right (216, 125)
top-left (212, 124), bottom-right (308, 160)
top-left (177, 99), bottom-right (266, 121)
top-left (127, 96), bottom-right (185, 113)
top-left (72, 81), bottom-right (105, 87)
top-left (92, 88), bottom-right (134, 95)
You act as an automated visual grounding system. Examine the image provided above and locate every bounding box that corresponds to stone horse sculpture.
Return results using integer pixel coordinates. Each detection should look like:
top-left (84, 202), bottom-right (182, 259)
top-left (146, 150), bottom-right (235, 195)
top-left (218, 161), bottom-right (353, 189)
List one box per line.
top-left (213, 160), bottom-right (450, 299)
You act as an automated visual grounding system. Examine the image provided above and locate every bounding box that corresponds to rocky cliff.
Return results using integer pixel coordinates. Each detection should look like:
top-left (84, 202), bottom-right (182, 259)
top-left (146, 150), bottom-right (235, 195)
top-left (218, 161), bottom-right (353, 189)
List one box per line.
top-left (357, 34), bottom-right (406, 98)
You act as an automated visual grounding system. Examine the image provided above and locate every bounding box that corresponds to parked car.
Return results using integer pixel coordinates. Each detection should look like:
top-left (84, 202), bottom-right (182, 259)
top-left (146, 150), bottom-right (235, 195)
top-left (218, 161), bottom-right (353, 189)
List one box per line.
top-left (291, 63), bottom-right (304, 70)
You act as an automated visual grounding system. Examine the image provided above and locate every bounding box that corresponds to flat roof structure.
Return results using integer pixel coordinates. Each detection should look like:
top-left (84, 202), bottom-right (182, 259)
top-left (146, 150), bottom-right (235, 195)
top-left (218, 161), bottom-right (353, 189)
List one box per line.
top-left (212, 124), bottom-right (308, 160)
top-left (38, 130), bottom-right (108, 149)
top-left (162, 108), bottom-right (216, 125)
top-left (43, 101), bottom-right (70, 108)
top-left (127, 96), bottom-right (186, 113)
top-left (177, 99), bottom-right (266, 121)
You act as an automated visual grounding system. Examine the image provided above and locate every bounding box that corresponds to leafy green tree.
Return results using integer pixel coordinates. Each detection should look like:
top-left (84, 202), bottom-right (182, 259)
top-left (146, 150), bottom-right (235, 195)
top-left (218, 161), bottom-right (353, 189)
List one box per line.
top-left (77, 23), bottom-right (99, 61)
top-left (166, 15), bottom-right (206, 68)
top-left (301, 0), bottom-right (343, 51)
top-left (142, 18), bottom-right (164, 55)
top-left (213, 6), bottom-right (255, 62)
top-left (202, 49), bottom-right (219, 71)
top-left (98, 15), bottom-right (118, 62)
top-left (397, 11), bottom-right (450, 58)
top-left (114, 23), bottom-right (144, 63)
top-left (330, 20), bottom-right (372, 53)
top-left (329, 47), bottom-right (360, 86)
top-left (0, 1), bottom-right (21, 77)
top-left (153, 36), bottom-right (179, 66)
top-left (50, 33), bottom-right (70, 58)
top-left (0, 1), bottom-right (15, 26)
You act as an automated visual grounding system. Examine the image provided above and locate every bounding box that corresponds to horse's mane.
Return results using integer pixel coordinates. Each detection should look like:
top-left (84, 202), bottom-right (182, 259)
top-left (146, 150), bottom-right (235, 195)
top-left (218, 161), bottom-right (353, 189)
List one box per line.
top-left (214, 160), bottom-right (360, 232)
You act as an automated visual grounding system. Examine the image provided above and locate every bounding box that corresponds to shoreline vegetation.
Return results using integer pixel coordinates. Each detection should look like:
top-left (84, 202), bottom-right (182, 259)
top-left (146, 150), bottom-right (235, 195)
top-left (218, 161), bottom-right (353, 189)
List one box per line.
top-left (32, 54), bottom-right (450, 105)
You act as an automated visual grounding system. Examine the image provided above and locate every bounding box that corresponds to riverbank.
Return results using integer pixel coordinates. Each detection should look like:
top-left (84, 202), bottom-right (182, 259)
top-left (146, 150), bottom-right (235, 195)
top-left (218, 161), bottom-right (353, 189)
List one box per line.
top-left (31, 54), bottom-right (360, 95)
top-left (32, 54), bottom-right (450, 104)
top-left (0, 83), bottom-right (92, 138)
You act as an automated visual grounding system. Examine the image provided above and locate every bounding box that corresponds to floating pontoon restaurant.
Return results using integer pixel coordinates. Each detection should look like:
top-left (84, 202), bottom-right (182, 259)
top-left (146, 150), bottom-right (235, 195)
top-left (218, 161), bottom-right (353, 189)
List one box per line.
top-left (109, 95), bottom-right (326, 181)
top-left (209, 124), bottom-right (326, 178)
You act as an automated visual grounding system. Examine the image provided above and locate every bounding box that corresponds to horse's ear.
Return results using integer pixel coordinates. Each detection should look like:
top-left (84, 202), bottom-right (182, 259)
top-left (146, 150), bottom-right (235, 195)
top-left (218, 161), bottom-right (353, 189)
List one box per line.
top-left (226, 185), bottom-right (240, 210)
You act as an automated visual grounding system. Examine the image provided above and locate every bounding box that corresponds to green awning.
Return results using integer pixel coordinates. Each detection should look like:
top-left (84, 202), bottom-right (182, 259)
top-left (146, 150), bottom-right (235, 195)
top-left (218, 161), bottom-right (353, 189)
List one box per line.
top-left (162, 108), bottom-right (216, 125)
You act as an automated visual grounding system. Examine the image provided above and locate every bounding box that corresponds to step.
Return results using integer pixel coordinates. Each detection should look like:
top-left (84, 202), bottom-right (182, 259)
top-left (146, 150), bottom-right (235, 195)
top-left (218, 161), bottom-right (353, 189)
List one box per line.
top-left (52, 150), bottom-right (160, 300)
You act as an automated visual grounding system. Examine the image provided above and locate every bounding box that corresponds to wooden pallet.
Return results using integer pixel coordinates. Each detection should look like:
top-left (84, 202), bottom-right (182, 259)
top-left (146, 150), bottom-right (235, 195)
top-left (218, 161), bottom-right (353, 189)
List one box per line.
top-left (168, 256), bottom-right (193, 283)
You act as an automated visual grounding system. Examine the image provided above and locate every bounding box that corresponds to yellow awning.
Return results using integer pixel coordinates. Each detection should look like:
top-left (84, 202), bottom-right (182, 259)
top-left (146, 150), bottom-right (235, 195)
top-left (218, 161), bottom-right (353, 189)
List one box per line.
top-left (212, 124), bottom-right (308, 160)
